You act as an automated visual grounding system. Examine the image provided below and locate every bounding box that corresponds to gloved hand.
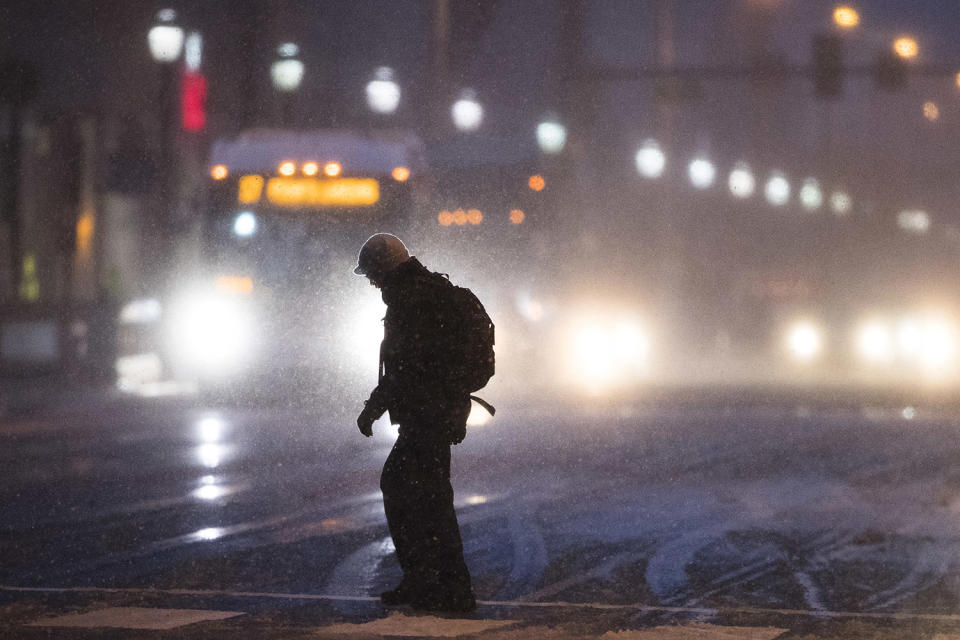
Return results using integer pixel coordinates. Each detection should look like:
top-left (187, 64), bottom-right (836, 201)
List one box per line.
top-left (357, 404), bottom-right (376, 437)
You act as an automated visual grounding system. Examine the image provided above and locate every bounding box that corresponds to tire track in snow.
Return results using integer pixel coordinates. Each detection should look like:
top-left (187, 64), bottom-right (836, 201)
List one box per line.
top-left (322, 536), bottom-right (395, 604)
top-left (495, 512), bottom-right (548, 600)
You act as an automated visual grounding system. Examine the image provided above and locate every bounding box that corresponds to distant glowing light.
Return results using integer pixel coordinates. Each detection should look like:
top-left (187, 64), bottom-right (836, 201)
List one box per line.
top-left (897, 209), bottom-right (931, 234)
top-left (893, 36), bottom-right (918, 60)
top-left (194, 527), bottom-right (225, 541)
top-left (271, 43), bottom-right (303, 92)
top-left (197, 416), bottom-right (224, 443)
top-left (365, 66), bottom-right (401, 115)
top-left (196, 443), bottom-right (226, 468)
top-left (567, 316), bottom-right (651, 394)
top-left (233, 211), bottom-right (257, 237)
top-left (452, 89), bottom-right (483, 132)
top-left (464, 494), bottom-right (489, 505)
top-left (903, 406), bottom-right (916, 420)
top-left (466, 209), bottom-right (483, 225)
top-left (271, 58), bottom-right (304, 93)
top-left (956, 71), bottom-right (960, 89)
top-left (833, 6), bottom-right (860, 29)
top-left (392, 166), bottom-right (410, 182)
top-left (302, 162), bottom-right (319, 176)
top-left (923, 101), bottom-right (940, 121)
top-left (856, 322), bottom-right (893, 363)
top-left (830, 190), bottom-right (852, 215)
top-left (193, 484), bottom-right (229, 501)
top-left (211, 164), bottom-right (228, 180)
top-left (438, 210), bottom-right (453, 226)
top-left (184, 31), bottom-right (203, 72)
top-left (148, 9), bottom-right (185, 63)
top-left (278, 42), bottom-right (299, 58)
top-left (536, 119), bottom-right (567, 154)
top-left (786, 321), bottom-right (822, 362)
top-left (509, 209), bottom-right (526, 224)
top-left (453, 209), bottom-right (468, 226)
top-left (466, 404), bottom-right (492, 427)
top-left (324, 161), bottom-right (342, 177)
top-left (516, 293), bottom-right (544, 321)
top-left (688, 157), bottom-right (716, 190)
top-left (799, 178), bottom-right (823, 211)
top-left (764, 172), bottom-right (791, 206)
top-left (728, 163), bottom-right (755, 199)
top-left (923, 321), bottom-right (956, 370)
top-left (635, 140), bottom-right (666, 179)
top-left (278, 161), bottom-right (296, 177)
top-left (528, 175), bottom-right (546, 191)
top-left (343, 294), bottom-right (386, 373)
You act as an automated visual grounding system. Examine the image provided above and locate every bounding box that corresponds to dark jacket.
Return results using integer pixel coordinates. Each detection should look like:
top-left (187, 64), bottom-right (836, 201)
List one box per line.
top-left (367, 258), bottom-right (470, 434)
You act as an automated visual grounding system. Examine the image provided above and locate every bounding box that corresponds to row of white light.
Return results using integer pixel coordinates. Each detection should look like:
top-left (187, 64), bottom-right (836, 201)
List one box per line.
top-left (786, 315), bottom-right (957, 373)
top-left (636, 139), bottom-right (855, 214)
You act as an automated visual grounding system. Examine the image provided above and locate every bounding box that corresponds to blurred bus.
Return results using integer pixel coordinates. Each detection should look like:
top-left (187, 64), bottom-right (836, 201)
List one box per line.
top-left (164, 129), bottom-right (426, 394)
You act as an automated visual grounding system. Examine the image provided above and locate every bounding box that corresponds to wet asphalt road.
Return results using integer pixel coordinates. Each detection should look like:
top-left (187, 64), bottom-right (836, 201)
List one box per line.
top-left (3, 390), bottom-right (960, 635)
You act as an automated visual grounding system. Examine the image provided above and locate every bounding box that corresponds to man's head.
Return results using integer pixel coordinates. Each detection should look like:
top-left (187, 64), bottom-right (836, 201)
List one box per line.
top-left (353, 233), bottom-right (410, 287)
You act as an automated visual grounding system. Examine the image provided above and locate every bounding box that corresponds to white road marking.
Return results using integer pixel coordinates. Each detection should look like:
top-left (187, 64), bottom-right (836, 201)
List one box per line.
top-left (5, 584), bottom-right (960, 622)
top-left (26, 606), bottom-right (243, 630)
top-left (321, 610), bottom-right (519, 637)
top-left (596, 624), bottom-right (787, 640)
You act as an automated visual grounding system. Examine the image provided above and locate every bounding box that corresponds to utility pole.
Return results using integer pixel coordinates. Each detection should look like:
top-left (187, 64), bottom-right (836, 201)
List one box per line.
top-left (556, 0), bottom-right (590, 255)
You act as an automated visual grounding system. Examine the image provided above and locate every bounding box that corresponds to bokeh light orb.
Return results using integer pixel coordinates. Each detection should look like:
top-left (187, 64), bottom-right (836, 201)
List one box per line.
top-left (799, 178), bottom-right (823, 211)
top-left (536, 119), bottom-right (567, 154)
top-left (688, 157), bottom-right (716, 190)
top-left (764, 172), bottom-right (791, 207)
top-left (635, 140), bottom-right (666, 179)
top-left (452, 89), bottom-right (483, 132)
top-left (728, 162), bottom-right (755, 199)
top-left (366, 66), bottom-right (401, 115)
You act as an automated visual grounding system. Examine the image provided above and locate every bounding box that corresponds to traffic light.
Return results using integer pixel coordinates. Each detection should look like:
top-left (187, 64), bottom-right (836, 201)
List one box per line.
top-left (812, 34), bottom-right (844, 98)
top-left (876, 49), bottom-right (908, 91)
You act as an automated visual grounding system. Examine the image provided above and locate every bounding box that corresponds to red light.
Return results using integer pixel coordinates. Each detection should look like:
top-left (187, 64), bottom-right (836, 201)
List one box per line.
top-left (181, 72), bottom-right (208, 133)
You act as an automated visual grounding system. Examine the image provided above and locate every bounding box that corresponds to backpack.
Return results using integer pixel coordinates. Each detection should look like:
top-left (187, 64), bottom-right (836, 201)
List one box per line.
top-left (433, 273), bottom-right (496, 409)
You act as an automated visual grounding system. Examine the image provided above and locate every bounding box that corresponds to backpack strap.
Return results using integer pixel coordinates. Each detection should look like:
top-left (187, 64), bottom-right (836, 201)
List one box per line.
top-left (470, 395), bottom-right (496, 416)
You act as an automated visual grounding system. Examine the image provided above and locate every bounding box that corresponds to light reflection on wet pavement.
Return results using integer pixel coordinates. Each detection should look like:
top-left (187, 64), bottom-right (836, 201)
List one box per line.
top-left (3, 397), bottom-right (960, 621)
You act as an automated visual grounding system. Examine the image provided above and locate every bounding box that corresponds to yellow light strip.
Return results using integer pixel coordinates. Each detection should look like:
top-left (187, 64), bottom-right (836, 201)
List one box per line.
top-left (266, 177), bottom-right (380, 208)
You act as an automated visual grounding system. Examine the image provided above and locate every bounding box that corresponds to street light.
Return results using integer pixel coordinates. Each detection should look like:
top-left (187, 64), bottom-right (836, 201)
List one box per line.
top-left (272, 43), bottom-right (304, 92)
top-left (728, 162), bottom-right (755, 199)
top-left (688, 157), bottom-right (716, 190)
top-left (799, 178), bottom-right (823, 211)
top-left (830, 190), bottom-right (853, 215)
top-left (764, 171), bottom-right (791, 206)
top-left (148, 9), bottom-right (185, 63)
top-left (366, 66), bottom-right (401, 115)
top-left (536, 116), bottom-right (567, 154)
top-left (271, 43), bottom-right (304, 126)
top-left (635, 140), bottom-right (665, 179)
top-left (451, 89), bottom-right (483, 132)
top-left (147, 8), bottom-right (184, 289)
top-left (893, 37), bottom-right (918, 60)
top-left (832, 6), bottom-right (859, 29)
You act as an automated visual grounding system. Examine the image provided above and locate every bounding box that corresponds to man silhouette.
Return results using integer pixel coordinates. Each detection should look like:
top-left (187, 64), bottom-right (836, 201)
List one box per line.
top-left (354, 233), bottom-right (477, 613)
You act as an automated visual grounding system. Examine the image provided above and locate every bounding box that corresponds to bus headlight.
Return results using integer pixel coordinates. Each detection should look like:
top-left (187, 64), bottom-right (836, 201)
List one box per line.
top-left (564, 315), bottom-right (651, 393)
top-left (785, 320), bottom-right (823, 362)
top-left (855, 321), bottom-right (893, 364)
top-left (168, 292), bottom-right (256, 373)
top-left (899, 315), bottom-right (958, 372)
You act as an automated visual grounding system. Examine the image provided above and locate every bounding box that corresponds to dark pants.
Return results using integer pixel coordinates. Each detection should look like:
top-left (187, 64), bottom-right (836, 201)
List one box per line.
top-left (380, 429), bottom-right (472, 597)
